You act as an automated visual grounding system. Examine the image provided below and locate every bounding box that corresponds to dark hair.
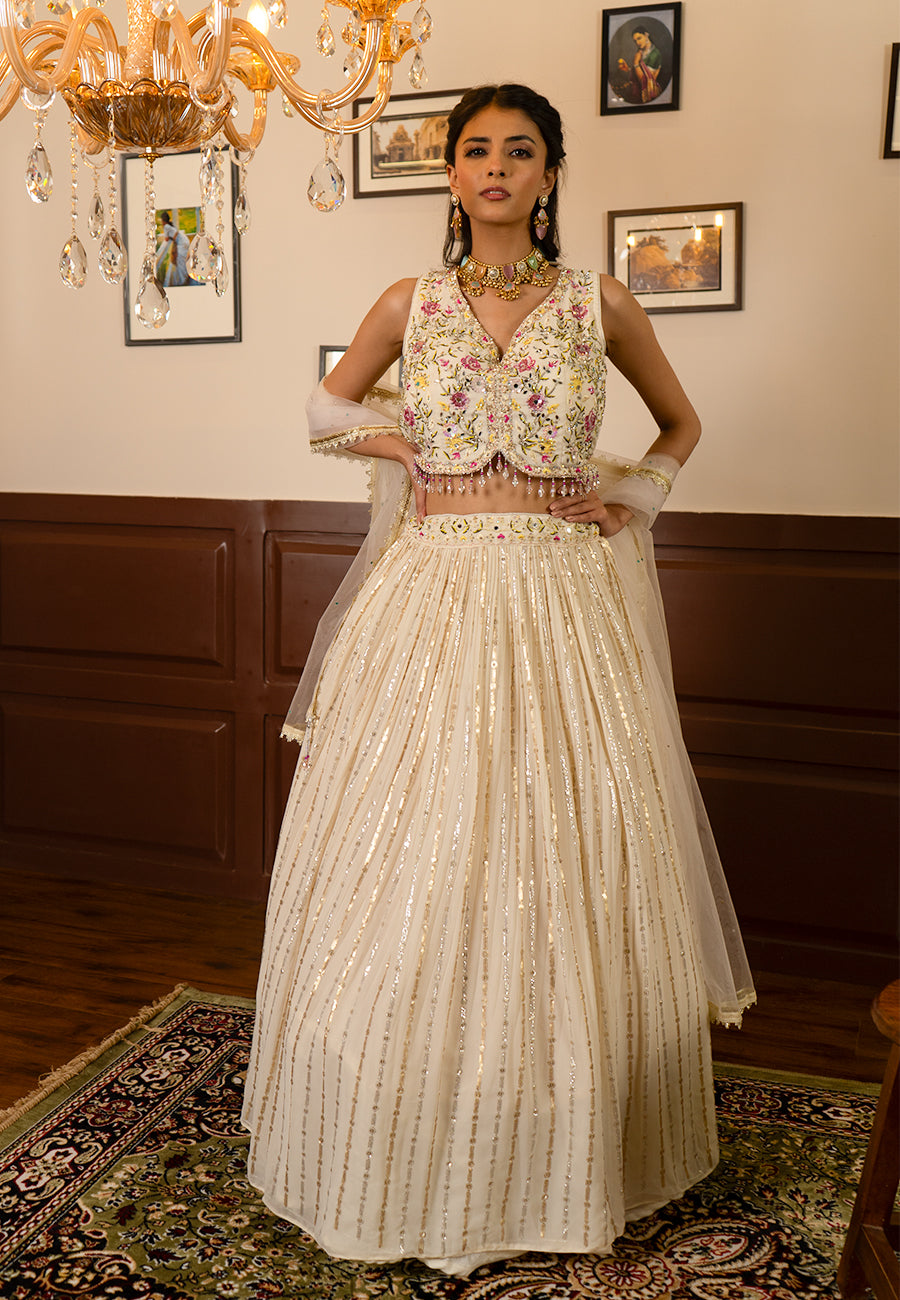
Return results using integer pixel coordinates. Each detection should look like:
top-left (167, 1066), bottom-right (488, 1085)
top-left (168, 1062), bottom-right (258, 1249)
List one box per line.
top-left (160, 210), bottom-right (172, 224)
top-left (631, 25), bottom-right (651, 37)
top-left (442, 84), bottom-right (566, 266)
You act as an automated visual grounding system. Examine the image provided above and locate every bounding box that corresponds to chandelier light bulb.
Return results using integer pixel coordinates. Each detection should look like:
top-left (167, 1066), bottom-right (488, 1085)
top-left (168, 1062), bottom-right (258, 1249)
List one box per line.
top-left (246, 0), bottom-right (269, 34)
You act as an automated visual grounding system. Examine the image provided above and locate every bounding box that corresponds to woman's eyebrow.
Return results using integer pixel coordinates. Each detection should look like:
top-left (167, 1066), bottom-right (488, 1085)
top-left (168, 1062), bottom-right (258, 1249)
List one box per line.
top-left (460, 133), bottom-right (538, 145)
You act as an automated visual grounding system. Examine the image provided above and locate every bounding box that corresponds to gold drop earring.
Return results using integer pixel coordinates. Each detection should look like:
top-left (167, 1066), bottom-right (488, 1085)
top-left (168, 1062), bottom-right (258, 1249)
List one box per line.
top-left (450, 194), bottom-right (462, 239)
top-left (534, 194), bottom-right (549, 242)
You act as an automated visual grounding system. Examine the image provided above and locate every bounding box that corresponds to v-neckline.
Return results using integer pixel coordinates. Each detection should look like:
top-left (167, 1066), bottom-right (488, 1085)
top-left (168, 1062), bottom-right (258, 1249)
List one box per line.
top-left (456, 268), bottom-right (566, 362)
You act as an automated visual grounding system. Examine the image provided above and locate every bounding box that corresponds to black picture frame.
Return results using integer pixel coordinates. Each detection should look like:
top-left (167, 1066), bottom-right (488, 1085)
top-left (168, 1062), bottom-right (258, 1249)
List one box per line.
top-left (121, 149), bottom-right (242, 346)
top-left (351, 87), bottom-right (465, 199)
top-left (884, 43), bottom-right (900, 159)
top-left (600, 3), bottom-right (682, 116)
top-left (607, 202), bottom-right (744, 313)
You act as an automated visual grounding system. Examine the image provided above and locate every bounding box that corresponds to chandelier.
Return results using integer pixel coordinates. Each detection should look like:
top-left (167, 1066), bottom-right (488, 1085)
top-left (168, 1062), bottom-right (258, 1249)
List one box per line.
top-left (0, 0), bottom-right (434, 327)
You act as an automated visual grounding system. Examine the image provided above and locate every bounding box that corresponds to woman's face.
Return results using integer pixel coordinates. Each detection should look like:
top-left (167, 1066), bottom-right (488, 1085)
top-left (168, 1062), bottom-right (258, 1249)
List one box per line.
top-left (446, 104), bottom-right (556, 235)
top-left (632, 30), bottom-right (651, 50)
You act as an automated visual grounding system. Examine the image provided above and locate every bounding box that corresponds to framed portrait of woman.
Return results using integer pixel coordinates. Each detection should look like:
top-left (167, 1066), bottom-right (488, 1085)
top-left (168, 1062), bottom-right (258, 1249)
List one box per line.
top-left (599, 3), bottom-right (682, 116)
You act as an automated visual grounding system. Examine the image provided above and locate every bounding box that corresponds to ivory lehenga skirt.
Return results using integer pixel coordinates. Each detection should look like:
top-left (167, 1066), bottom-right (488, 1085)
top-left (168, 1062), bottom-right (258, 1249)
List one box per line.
top-left (241, 512), bottom-right (755, 1276)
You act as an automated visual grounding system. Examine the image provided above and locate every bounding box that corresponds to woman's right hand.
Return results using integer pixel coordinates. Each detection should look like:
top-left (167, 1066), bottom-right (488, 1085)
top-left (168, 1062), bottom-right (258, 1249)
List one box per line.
top-left (399, 445), bottom-right (427, 522)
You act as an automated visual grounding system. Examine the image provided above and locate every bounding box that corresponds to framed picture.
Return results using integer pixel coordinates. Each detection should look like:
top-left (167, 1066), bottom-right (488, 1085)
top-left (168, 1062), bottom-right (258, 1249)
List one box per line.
top-left (607, 203), bottom-right (743, 313)
top-left (884, 43), bottom-right (900, 159)
top-left (351, 88), bottom-right (464, 199)
top-left (318, 345), bottom-right (402, 388)
top-left (121, 149), bottom-right (242, 346)
top-left (600, 3), bottom-right (682, 115)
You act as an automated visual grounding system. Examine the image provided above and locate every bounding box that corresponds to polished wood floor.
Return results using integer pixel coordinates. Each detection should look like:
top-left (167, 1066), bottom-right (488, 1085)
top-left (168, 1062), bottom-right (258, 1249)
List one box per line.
top-left (0, 866), bottom-right (891, 1113)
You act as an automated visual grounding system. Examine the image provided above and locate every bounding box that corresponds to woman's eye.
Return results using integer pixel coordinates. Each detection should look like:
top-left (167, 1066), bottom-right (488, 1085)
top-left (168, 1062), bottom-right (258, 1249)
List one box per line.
top-left (464, 147), bottom-right (486, 157)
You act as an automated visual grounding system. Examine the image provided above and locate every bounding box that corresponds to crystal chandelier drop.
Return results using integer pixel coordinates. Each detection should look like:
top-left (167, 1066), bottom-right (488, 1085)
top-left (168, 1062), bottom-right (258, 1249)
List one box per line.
top-left (0, 0), bottom-right (434, 328)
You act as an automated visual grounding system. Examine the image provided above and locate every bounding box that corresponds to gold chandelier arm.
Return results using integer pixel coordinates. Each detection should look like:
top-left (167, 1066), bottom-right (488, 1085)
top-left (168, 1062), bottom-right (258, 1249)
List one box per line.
top-left (222, 85), bottom-right (266, 153)
top-left (317, 19), bottom-right (383, 114)
top-left (192, 0), bottom-right (234, 99)
top-left (341, 59), bottom-right (393, 132)
top-left (0, 33), bottom-right (67, 119)
top-left (0, 6), bottom-right (121, 93)
top-left (223, 17), bottom-right (387, 132)
top-left (160, 10), bottom-right (201, 85)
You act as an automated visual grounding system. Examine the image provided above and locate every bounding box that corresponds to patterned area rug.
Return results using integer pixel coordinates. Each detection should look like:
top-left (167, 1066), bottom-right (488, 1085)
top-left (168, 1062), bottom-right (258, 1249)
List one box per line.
top-left (0, 987), bottom-right (877, 1299)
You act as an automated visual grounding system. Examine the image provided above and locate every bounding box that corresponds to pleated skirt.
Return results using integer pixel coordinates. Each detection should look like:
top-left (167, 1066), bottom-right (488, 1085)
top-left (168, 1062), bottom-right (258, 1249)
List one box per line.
top-left (242, 513), bottom-right (718, 1275)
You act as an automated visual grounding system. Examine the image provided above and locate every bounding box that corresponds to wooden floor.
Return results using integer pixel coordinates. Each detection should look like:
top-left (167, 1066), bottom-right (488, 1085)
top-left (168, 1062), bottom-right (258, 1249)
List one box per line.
top-left (0, 866), bottom-right (891, 1114)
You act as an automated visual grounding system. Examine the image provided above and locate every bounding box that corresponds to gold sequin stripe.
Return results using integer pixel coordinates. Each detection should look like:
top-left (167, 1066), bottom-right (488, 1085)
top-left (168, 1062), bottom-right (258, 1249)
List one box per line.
top-left (623, 465), bottom-right (673, 493)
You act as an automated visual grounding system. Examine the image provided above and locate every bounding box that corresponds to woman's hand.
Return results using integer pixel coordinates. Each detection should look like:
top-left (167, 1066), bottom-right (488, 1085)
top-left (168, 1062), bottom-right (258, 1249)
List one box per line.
top-left (547, 492), bottom-right (634, 537)
top-left (398, 446), bottom-right (427, 522)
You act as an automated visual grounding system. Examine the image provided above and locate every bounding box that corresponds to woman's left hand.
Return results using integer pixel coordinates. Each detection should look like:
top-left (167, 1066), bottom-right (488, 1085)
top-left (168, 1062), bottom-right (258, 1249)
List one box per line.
top-left (548, 492), bottom-right (634, 537)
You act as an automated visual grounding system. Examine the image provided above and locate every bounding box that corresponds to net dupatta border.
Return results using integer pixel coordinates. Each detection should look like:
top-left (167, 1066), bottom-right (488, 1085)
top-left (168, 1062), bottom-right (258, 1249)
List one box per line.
top-left (282, 381), bottom-right (414, 750)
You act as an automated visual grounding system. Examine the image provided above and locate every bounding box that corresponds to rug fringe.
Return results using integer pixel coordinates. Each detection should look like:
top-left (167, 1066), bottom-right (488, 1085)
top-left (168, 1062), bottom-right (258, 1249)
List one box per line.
top-left (0, 983), bottom-right (189, 1133)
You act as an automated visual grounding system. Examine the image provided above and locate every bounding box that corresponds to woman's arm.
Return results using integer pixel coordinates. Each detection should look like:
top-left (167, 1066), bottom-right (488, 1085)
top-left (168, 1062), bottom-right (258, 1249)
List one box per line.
top-left (599, 272), bottom-right (701, 465)
top-left (323, 278), bottom-right (417, 467)
top-left (550, 274), bottom-right (701, 534)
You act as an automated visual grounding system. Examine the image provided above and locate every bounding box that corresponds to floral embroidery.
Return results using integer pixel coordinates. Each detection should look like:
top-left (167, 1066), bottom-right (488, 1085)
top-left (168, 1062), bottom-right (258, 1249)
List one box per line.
top-left (402, 268), bottom-right (607, 483)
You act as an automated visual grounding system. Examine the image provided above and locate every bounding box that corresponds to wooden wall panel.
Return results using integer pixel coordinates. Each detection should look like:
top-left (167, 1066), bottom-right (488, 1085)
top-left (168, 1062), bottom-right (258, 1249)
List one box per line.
top-left (1, 695), bottom-right (232, 865)
top-left (265, 529), bottom-right (366, 681)
top-left (653, 514), bottom-right (898, 981)
top-left (0, 523), bottom-right (233, 676)
top-left (0, 494), bottom-right (896, 985)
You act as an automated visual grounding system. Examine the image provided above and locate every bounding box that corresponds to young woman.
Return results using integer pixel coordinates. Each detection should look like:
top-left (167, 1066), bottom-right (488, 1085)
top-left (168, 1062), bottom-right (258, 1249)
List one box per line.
top-left (242, 83), bottom-right (754, 1278)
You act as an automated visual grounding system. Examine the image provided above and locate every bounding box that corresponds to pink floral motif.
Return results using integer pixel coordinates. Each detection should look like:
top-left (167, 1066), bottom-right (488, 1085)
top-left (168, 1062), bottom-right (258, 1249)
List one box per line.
top-left (527, 393), bottom-right (546, 413)
top-left (421, 299), bottom-right (439, 315)
top-left (461, 355), bottom-right (482, 371)
top-left (403, 407), bottom-right (415, 427)
top-left (585, 410), bottom-right (597, 433)
top-left (571, 301), bottom-right (588, 320)
top-left (451, 391), bottom-right (469, 409)
top-left (517, 357), bottom-right (535, 372)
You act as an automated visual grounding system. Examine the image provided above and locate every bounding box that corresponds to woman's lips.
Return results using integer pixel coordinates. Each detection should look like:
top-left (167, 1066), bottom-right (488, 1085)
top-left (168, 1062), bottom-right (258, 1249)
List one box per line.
top-left (480, 188), bottom-right (509, 199)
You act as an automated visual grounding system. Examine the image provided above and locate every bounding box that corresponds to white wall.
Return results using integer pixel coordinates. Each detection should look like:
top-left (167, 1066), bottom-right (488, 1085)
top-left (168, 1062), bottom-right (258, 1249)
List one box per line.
top-left (1, 0), bottom-right (897, 514)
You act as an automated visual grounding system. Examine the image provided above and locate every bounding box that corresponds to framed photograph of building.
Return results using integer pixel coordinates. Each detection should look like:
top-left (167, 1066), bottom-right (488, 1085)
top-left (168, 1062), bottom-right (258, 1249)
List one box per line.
top-left (121, 149), bottom-right (241, 346)
top-left (600, 3), bottom-right (682, 115)
top-left (351, 88), bottom-right (464, 199)
top-left (607, 203), bottom-right (743, 313)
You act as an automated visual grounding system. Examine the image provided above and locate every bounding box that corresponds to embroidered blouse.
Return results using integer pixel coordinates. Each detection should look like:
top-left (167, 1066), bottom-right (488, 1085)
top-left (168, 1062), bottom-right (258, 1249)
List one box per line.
top-left (401, 268), bottom-right (607, 496)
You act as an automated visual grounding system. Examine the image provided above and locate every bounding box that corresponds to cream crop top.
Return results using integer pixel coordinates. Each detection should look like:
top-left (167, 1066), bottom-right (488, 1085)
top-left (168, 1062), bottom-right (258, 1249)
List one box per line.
top-left (401, 267), bottom-right (607, 497)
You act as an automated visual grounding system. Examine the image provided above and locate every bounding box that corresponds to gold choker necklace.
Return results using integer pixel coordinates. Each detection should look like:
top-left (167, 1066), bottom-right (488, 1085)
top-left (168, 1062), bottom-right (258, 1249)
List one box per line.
top-left (457, 246), bottom-right (554, 301)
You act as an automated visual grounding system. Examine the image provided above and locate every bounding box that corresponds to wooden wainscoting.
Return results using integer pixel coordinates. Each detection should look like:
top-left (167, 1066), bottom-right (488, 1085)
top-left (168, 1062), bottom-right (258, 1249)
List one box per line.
top-left (1, 495), bottom-right (896, 983)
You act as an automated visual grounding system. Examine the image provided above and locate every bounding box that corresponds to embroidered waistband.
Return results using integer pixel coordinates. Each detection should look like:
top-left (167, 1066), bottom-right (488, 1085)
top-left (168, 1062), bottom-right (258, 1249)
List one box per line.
top-left (409, 513), bottom-right (601, 545)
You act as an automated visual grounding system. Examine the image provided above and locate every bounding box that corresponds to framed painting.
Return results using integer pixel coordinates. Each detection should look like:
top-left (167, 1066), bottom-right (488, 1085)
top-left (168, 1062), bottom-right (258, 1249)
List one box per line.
top-left (351, 88), bottom-right (464, 199)
top-left (121, 149), bottom-right (242, 345)
top-left (607, 203), bottom-right (743, 313)
top-left (600, 3), bottom-right (682, 115)
top-left (884, 43), bottom-right (899, 159)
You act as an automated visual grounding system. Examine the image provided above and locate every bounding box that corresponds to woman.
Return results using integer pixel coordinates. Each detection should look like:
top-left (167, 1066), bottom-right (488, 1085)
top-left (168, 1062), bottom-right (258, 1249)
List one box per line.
top-left (155, 210), bottom-right (189, 286)
top-left (242, 83), bottom-right (754, 1277)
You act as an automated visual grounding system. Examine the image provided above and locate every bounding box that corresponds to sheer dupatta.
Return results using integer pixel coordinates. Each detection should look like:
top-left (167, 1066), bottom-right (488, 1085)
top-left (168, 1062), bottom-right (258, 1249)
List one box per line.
top-left (281, 380), bottom-right (415, 749)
